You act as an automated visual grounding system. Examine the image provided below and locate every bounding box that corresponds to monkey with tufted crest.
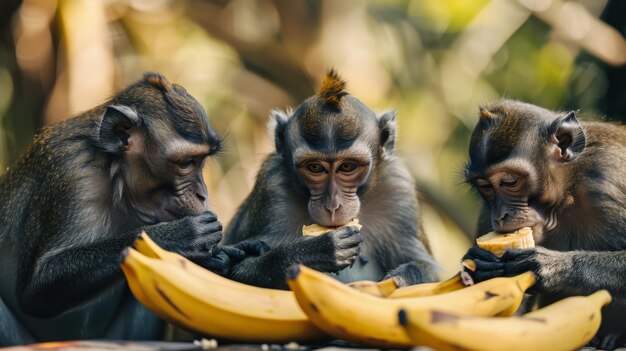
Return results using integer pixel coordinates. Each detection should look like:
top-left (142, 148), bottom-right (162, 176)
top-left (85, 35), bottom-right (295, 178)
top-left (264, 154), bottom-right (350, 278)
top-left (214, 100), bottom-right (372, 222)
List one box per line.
top-left (462, 99), bottom-right (626, 349)
top-left (223, 69), bottom-right (439, 290)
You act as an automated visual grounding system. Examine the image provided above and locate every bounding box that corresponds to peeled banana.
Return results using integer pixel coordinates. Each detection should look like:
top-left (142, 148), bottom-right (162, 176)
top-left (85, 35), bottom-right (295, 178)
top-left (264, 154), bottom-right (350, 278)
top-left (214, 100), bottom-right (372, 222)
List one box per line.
top-left (286, 264), bottom-right (536, 348)
top-left (399, 290), bottom-right (611, 351)
top-left (122, 240), bottom-right (327, 343)
top-left (477, 227), bottom-right (535, 257)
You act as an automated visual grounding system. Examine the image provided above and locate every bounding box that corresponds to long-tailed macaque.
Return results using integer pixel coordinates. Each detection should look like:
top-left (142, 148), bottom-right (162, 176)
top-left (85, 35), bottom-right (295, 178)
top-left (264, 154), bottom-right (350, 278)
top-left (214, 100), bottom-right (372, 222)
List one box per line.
top-left (463, 99), bottom-right (626, 349)
top-left (0, 73), bottom-right (247, 345)
top-left (223, 70), bottom-right (439, 289)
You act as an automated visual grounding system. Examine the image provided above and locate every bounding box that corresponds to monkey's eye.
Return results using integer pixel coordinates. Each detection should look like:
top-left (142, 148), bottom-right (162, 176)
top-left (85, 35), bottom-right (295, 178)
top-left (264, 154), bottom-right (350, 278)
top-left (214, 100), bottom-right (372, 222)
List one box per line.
top-left (476, 179), bottom-right (492, 190)
top-left (179, 158), bottom-right (195, 169)
top-left (338, 162), bottom-right (358, 173)
top-left (501, 178), bottom-right (518, 187)
top-left (307, 163), bottom-right (325, 174)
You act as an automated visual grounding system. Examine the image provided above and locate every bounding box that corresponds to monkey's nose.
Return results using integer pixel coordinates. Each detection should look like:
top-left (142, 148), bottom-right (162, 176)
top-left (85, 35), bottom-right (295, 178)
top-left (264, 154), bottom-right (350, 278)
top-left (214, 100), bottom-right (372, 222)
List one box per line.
top-left (196, 192), bottom-right (207, 202)
top-left (496, 212), bottom-right (509, 224)
top-left (325, 202), bottom-right (340, 212)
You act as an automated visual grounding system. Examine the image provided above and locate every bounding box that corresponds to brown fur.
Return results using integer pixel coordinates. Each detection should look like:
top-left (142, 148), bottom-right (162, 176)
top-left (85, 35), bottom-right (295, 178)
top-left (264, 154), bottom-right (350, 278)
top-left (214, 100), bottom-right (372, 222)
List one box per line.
top-left (317, 68), bottom-right (348, 107)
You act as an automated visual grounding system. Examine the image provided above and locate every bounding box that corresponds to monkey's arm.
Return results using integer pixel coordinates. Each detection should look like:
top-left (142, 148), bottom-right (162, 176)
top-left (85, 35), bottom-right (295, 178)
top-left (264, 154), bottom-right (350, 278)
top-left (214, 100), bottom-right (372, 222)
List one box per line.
top-left (465, 246), bottom-right (626, 298)
top-left (229, 227), bottom-right (362, 289)
top-left (382, 238), bottom-right (440, 286)
top-left (18, 213), bottom-right (224, 318)
top-left (18, 235), bottom-right (136, 318)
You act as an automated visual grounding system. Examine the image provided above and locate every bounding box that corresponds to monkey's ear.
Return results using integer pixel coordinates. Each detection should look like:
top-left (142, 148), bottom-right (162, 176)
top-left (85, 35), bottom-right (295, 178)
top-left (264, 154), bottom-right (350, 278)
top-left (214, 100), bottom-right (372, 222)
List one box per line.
top-left (268, 109), bottom-right (290, 152)
top-left (548, 111), bottom-right (586, 162)
top-left (378, 110), bottom-right (397, 155)
top-left (98, 105), bottom-right (140, 153)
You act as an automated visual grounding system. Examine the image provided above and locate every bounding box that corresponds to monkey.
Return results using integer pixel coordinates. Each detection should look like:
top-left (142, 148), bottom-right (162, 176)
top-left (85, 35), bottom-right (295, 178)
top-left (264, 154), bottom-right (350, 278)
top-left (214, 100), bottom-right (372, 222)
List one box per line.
top-left (0, 72), bottom-right (258, 346)
top-left (223, 69), bottom-right (439, 290)
top-left (461, 99), bottom-right (626, 349)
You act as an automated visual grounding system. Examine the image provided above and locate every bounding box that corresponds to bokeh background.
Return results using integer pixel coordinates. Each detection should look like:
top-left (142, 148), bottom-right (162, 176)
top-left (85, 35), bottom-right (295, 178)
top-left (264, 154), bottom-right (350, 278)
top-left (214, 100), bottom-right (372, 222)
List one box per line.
top-left (1, 0), bottom-right (625, 275)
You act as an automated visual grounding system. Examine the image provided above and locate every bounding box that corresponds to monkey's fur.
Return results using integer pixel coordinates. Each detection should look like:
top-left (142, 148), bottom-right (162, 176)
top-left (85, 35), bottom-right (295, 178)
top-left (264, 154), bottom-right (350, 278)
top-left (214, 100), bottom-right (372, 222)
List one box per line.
top-left (463, 99), bottom-right (626, 349)
top-left (224, 70), bottom-right (439, 289)
top-left (0, 73), bottom-right (233, 345)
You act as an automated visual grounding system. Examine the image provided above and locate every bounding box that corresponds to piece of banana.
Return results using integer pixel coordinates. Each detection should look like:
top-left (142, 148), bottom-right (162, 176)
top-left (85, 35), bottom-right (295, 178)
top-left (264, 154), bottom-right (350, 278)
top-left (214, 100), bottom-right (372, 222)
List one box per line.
top-left (286, 264), bottom-right (536, 348)
top-left (477, 227), bottom-right (535, 257)
top-left (302, 218), bottom-right (362, 237)
top-left (399, 290), bottom-right (611, 351)
top-left (121, 245), bottom-right (328, 343)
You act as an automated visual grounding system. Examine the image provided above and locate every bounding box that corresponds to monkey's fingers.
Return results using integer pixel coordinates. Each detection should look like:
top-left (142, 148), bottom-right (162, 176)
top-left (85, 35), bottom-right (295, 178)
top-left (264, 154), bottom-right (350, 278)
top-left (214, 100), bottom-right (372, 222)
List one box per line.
top-left (193, 230), bottom-right (223, 245)
top-left (234, 240), bottom-right (271, 256)
top-left (217, 245), bottom-right (247, 262)
top-left (204, 220), bottom-right (223, 234)
top-left (332, 228), bottom-right (362, 249)
top-left (500, 248), bottom-right (535, 261)
top-left (462, 246), bottom-right (501, 263)
top-left (469, 267), bottom-right (506, 283)
top-left (198, 211), bottom-right (219, 223)
top-left (202, 252), bottom-right (232, 276)
top-left (336, 246), bottom-right (361, 261)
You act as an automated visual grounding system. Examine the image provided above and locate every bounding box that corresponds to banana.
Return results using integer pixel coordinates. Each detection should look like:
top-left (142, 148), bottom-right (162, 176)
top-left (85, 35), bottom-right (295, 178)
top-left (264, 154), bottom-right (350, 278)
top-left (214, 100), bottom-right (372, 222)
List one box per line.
top-left (120, 254), bottom-right (167, 318)
top-left (121, 246), bottom-right (328, 343)
top-left (286, 265), bottom-right (536, 348)
top-left (399, 290), bottom-right (611, 351)
top-left (348, 278), bottom-right (397, 297)
top-left (477, 227), bottom-right (535, 258)
top-left (389, 272), bottom-right (466, 298)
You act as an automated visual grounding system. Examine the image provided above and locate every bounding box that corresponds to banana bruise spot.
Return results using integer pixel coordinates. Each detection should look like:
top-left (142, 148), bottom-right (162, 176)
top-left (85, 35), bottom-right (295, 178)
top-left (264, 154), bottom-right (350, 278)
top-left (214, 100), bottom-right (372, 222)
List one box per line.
top-left (309, 303), bottom-right (319, 313)
top-left (430, 310), bottom-right (461, 324)
top-left (155, 284), bottom-right (190, 319)
top-left (484, 291), bottom-right (499, 299)
top-left (397, 309), bottom-right (408, 326)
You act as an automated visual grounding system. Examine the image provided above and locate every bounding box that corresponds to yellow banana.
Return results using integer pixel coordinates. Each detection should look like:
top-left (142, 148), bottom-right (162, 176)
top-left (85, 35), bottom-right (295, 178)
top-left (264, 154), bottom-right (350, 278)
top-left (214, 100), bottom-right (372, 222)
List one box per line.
top-left (389, 272), bottom-right (466, 298)
top-left (353, 259), bottom-right (475, 299)
top-left (286, 265), bottom-right (536, 348)
top-left (399, 290), bottom-right (611, 351)
top-left (348, 278), bottom-right (397, 297)
top-left (121, 247), bottom-right (327, 343)
top-left (120, 256), bottom-right (167, 318)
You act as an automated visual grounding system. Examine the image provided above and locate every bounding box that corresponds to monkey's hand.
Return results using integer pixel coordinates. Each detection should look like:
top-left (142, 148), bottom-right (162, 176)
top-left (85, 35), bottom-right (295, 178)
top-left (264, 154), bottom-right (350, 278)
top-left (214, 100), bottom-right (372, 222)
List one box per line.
top-left (299, 226), bottom-right (362, 273)
top-left (383, 262), bottom-right (430, 287)
top-left (233, 240), bottom-right (272, 256)
top-left (197, 245), bottom-right (246, 276)
top-left (461, 246), bottom-right (506, 283)
top-left (463, 246), bottom-right (561, 292)
top-left (190, 241), bottom-right (271, 276)
top-left (143, 211), bottom-right (223, 256)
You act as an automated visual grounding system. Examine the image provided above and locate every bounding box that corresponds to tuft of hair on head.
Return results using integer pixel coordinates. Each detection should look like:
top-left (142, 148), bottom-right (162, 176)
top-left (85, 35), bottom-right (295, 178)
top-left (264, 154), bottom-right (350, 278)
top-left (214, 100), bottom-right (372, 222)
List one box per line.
top-left (317, 68), bottom-right (348, 108)
top-left (144, 72), bottom-right (173, 93)
top-left (478, 105), bottom-right (498, 121)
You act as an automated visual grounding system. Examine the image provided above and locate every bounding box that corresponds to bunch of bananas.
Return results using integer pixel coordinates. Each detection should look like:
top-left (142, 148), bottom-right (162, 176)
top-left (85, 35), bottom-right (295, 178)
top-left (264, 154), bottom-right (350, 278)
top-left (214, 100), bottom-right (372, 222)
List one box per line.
top-left (286, 265), bottom-right (535, 348)
top-left (122, 233), bottom-right (327, 343)
top-left (398, 290), bottom-right (611, 351)
top-left (121, 234), bottom-right (610, 350)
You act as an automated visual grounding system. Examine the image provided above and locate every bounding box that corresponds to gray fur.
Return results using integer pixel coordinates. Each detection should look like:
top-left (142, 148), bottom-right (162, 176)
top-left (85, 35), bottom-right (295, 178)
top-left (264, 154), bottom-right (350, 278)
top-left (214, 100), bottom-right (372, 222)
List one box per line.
top-left (466, 100), bottom-right (626, 349)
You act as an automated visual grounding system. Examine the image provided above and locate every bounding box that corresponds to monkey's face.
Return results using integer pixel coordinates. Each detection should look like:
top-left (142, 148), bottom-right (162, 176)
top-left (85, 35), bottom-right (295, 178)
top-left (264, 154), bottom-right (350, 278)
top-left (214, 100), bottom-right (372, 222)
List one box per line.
top-left (271, 73), bottom-right (396, 228)
top-left (295, 152), bottom-right (372, 227)
top-left (121, 134), bottom-right (216, 225)
top-left (466, 100), bottom-right (587, 241)
top-left (469, 167), bottom-right (545, 236)
top-left (97, 73), bottom-right (222, 226)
